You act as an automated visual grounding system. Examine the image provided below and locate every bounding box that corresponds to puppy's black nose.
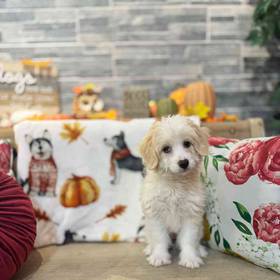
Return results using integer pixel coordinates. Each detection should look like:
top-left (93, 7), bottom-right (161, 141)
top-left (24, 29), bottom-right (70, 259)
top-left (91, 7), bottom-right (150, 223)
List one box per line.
top-left (178, 159), bottom-right (189, 170)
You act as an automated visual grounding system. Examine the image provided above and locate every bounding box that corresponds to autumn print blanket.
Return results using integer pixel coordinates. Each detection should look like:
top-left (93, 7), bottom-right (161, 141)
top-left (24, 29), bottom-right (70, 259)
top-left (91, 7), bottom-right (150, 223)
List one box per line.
top-left (14, 120), bottom-right (279, 273)
top-left (14, 119), bottom-right (156, 247)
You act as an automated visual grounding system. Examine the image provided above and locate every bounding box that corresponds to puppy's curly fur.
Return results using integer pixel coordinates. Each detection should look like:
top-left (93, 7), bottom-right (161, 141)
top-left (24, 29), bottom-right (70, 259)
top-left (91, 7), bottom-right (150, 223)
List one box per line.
top-left (139, 115), bottom-right (209, 268)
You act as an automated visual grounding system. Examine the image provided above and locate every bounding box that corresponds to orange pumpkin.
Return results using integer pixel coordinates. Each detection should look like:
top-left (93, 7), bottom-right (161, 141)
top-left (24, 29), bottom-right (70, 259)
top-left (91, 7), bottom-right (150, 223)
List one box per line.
top-left (169, 87), bottom-right (187, 106)
top-left (60, 175), bottom-right (100, 208)
top-left (184, 81), bottom-right (216, 117)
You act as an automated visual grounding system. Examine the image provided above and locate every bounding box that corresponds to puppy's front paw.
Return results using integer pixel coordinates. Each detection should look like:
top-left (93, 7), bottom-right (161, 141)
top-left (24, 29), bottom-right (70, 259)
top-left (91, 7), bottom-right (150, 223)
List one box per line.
top-left (199, 245), bottom-right (208, 258)
top-left (147, 251), bottom-right (171, 267)
top-left (179, 254), bottom-right (204, 269)
top-left (144, 245), bottom-right (152, 256)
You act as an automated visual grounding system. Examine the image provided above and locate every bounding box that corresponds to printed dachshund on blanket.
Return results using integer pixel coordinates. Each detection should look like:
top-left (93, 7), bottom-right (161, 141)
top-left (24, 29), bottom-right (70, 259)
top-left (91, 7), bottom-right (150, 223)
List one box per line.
top-left (104, 131), bottom-right (143, 184)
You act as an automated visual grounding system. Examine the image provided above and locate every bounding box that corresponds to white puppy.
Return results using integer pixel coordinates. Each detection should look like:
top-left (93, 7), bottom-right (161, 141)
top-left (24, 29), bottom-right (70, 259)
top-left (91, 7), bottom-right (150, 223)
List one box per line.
top-left (139, 115), bottom-right (209, 268)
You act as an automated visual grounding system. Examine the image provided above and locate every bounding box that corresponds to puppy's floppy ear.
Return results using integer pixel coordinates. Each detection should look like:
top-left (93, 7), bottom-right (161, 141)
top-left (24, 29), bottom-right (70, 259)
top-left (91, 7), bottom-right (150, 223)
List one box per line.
top-left (186, 120), bottom-right (209, 156)
top-left (139, 122), bottom-right (159, 170)
top-left (25, 134), bottom-right (33, 145)
top-left (196, 126), bottom-right (209, 156)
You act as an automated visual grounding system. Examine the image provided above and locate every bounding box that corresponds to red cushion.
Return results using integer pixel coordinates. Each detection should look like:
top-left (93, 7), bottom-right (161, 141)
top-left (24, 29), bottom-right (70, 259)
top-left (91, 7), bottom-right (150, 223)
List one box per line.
top-left (0, 172), bottom-right (36, 280)
top-left (0, 141), bottom-right (12, 175)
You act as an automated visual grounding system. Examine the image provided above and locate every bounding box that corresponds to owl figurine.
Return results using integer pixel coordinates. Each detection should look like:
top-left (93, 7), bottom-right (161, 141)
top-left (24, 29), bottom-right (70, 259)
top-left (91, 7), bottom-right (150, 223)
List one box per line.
top-left (72, 83), bottom-right (104, 116)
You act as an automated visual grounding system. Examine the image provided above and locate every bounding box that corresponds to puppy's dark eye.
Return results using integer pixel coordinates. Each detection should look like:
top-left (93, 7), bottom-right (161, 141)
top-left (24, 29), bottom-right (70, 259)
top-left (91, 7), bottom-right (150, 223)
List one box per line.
top-left (162, 145), bottom-right (172, 154)
top-left (183, 141), bottom-right (191, 148)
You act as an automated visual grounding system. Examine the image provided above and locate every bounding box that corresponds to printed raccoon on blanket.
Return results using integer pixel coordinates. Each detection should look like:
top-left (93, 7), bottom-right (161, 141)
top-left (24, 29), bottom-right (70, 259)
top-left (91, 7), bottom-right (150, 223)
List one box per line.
top-left (104, 131), bottom-right (143, 185)
top-left (22, 129), bottom-right (57, 196)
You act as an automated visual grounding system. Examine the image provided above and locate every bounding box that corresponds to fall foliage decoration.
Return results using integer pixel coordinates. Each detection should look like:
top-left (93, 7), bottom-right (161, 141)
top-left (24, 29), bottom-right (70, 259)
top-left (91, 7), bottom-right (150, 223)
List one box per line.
top-left (60, 175), bottom-right (100, 208)
top-left (205, 112), bottom-right (238, 123)
top-left (27, 114), bottom-right (72, 121)
top-left (73, 83), bottom-right (102, 95)
top-left (148, 100), bottom-right (157, 117)
top-left (185, 102), bottom-right (211, 120)
top-left (26, 111), bottom-right (117, 121)
top-left (184, 81), bottom-right (216, 118)
top-left (21, 59), bottom-right (56, 77)
top-left (169, 87), bottom-right (188, 115)
top-left (60, 122), bottom-right (88, 144)
top-left (95, 205), bottom-right (127, 223)
top-left (74, 109), bottom-right (118, 120)
top-left (21, 59), bottom-right (52, 69)
top-left (101, 232), bottom-right (121, 242)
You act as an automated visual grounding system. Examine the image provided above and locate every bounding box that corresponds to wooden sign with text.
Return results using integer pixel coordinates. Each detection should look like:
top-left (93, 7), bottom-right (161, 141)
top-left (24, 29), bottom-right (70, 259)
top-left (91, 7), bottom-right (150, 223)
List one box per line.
top-left (0, 59), bottom-right (60, 127)
top-left (123, 87), bottom-right (150, 118)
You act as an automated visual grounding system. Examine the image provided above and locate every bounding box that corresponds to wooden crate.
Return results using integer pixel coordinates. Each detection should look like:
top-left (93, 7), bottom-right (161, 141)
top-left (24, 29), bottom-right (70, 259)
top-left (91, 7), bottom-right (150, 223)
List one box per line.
top-left (202, 118), bottom-right (265, 139)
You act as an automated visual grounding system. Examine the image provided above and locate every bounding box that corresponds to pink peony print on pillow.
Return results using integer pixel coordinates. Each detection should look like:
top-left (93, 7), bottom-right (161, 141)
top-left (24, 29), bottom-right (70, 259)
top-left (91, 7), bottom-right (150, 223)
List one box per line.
top-left (224, 140), bottom-right (265, 185)
top-left (258, 136), bottom-right (280, 185)
top-left (253, 203), bottom-right (280, 246)
top-left (208, 136), bottom-right (237, 146)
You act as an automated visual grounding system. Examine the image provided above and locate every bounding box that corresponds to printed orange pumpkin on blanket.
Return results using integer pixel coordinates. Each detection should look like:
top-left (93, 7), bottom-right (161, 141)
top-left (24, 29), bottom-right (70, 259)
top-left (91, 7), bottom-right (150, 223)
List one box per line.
top-left (60, 175), bottom-right (100, 208)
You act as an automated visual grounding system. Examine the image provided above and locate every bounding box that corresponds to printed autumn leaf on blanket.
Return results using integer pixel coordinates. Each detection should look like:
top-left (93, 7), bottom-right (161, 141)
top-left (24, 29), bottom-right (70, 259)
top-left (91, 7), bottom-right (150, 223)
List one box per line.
top-left (31, 199), bottom-right (59, 247)
top-left (60, 122), bottom-right (88, 144)
top-left (33, 207), bottom-right (50, 221)
top-left (96, 205), bottom-right (127, 223)
top-left (101, 232), bottom-right (120, 242)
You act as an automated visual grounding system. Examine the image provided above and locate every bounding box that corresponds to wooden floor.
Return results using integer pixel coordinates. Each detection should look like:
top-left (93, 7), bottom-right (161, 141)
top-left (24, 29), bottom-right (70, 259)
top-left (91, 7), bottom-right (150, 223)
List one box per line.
top-left (14, 243), bottom-right (279, 280)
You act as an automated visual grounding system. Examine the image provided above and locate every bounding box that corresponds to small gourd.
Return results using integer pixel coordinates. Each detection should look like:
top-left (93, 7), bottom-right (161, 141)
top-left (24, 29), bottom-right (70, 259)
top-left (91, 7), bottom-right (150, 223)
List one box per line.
top-left (156, 98), bottom-right (178, 117)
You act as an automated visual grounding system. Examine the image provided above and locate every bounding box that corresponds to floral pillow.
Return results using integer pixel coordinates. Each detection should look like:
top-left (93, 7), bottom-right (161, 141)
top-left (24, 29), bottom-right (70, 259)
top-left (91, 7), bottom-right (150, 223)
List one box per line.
top-left (0, 140), bottom-right (13, 176)
top-left (203, 136), bottom-right (280, 274)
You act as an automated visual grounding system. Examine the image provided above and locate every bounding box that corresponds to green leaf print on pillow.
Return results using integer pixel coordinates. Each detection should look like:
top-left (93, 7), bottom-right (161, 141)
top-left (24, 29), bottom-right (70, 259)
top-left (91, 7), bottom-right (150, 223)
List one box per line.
top-left (232, 219), bottom-right (252, 235)
top-left (214, 155), bottom-right (229, 162)
top-left (233, 201), bottom-right (252, 224)
top-left (223, 238), bottom-right (232, 252)
top-left (214, 144), bottom-right (230, 150)
top-left (212, 157), bottom-right (219, 171)
top-left (210, 155), bottom-right (229, 172)
top-left (204, 156), bottom-right (209, 175)
top-left (214, 230), bottom-right (221, 246)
